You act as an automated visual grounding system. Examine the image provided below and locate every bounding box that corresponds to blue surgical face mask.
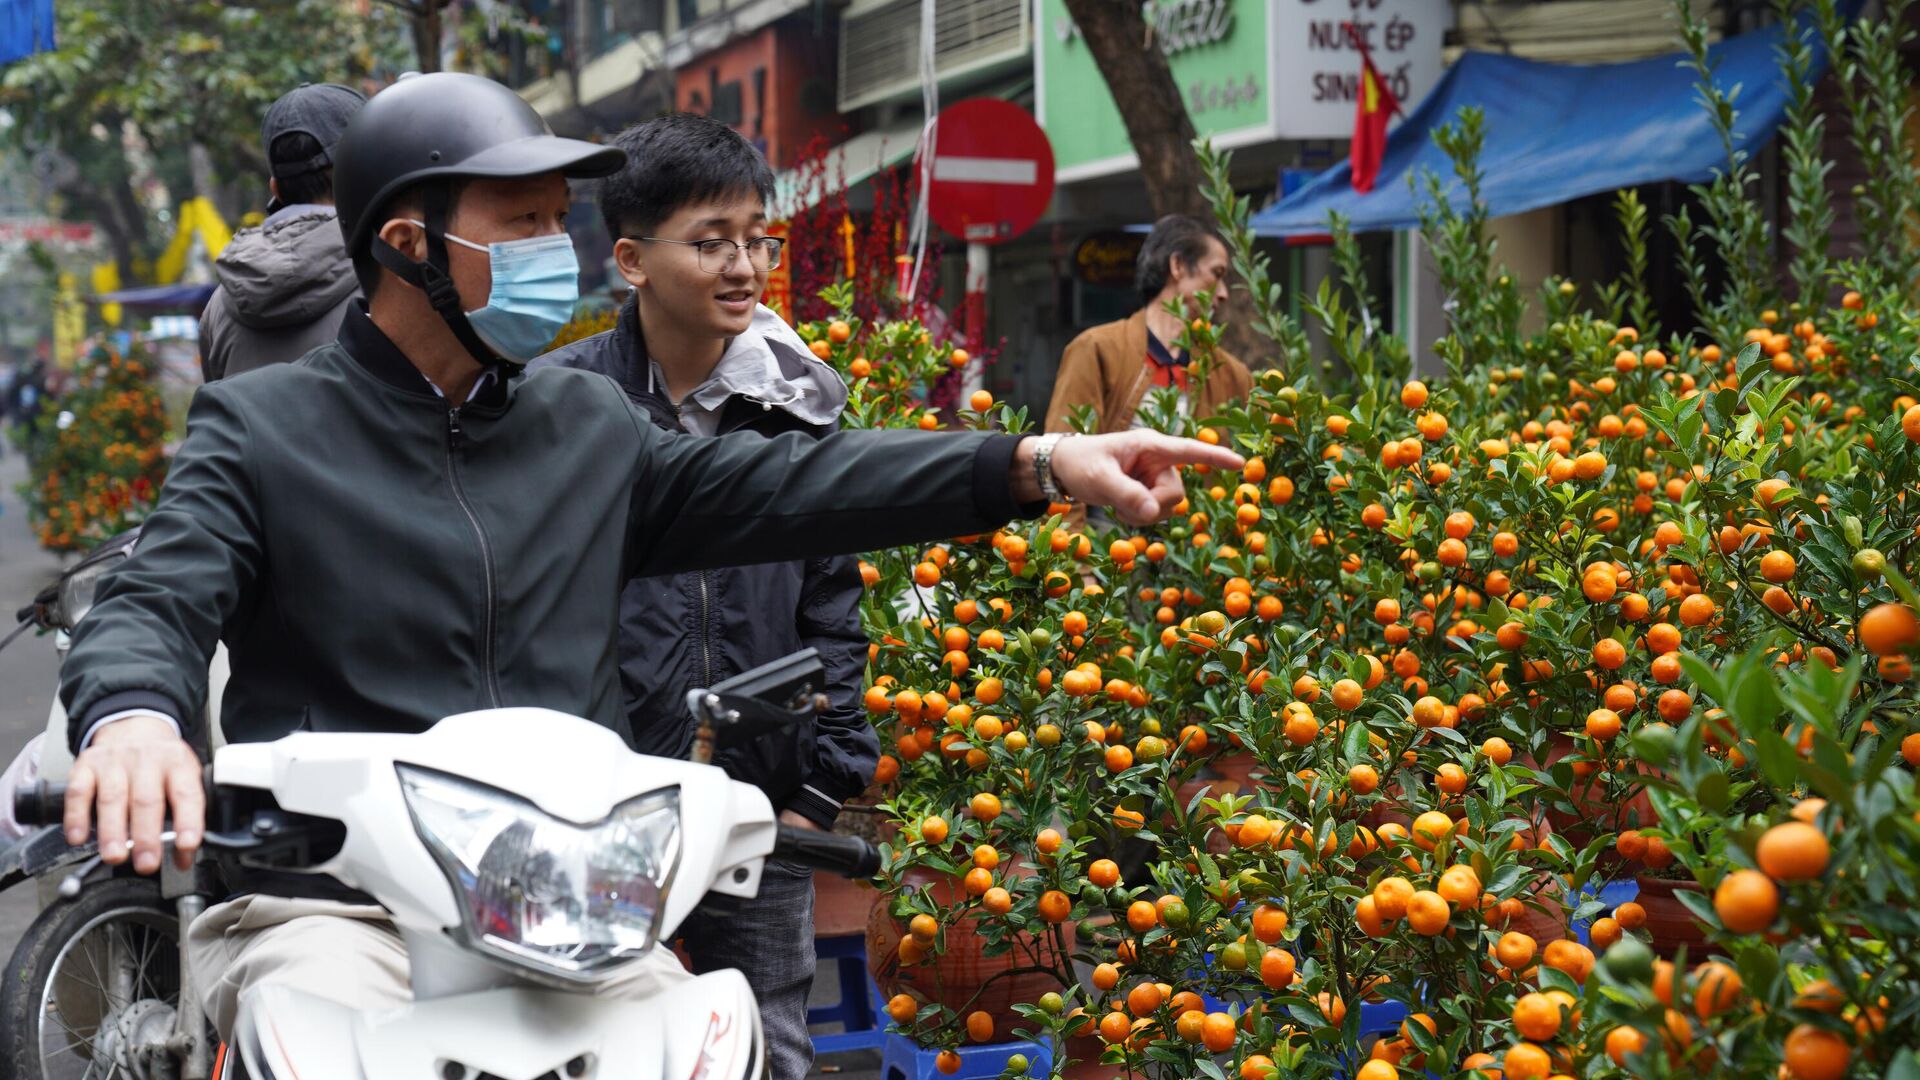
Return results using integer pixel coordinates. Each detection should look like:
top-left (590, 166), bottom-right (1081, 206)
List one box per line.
top-left (414, 221), bottom-right (580, 362)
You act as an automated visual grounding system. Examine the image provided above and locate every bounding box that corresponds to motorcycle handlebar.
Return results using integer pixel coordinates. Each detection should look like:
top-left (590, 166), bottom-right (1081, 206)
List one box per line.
top-left (772, 823), bottom-right (880, 878)
top-left (13, 781), bottom-right (66, 829)
top-left (19, 784), bottom-right (885, 879)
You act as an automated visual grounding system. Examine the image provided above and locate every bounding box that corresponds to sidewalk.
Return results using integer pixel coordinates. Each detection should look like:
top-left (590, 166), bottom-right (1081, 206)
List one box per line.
top-left (0, 450), bottom-right (65, 946)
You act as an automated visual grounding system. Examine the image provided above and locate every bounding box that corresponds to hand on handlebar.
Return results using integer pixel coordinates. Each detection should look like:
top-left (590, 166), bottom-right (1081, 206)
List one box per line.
top-left (65, 715), bottom-right (203, 873)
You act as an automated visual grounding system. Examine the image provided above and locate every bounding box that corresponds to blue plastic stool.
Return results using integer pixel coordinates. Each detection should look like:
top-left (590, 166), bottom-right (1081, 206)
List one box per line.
top-left (879, 1035), bottom-right (1053, 1080)
top-left (1570, 879), bottom-right (1641, 946)
top-left (809, 934), bottom-right (889, 1054)
top-left (1355, 999), bottom-right (1407, 1035)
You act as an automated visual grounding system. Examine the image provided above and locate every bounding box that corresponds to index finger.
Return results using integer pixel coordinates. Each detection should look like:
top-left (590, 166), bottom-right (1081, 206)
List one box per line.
top-left (1146, 433), bottom-right (1243, 471)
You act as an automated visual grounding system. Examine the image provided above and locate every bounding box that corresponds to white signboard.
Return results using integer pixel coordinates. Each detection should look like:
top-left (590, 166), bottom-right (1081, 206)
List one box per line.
top-left (1271, 0), bottom-right (1451, 140)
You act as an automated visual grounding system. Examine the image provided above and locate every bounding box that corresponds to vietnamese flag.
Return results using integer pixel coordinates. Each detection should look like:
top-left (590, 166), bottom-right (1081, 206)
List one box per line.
top-left (1350, 42), bottom-right (1401, 194)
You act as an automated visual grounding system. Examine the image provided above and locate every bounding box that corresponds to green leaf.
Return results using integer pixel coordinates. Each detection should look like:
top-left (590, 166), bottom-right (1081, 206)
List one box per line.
top-left (1886, 1050), bottom-right (1920, 1080)
top-left (1538, 965), bottom-right (1580, 996)
top-left (1674, 883), bottom-right (1719, 928)
top-left (1342, 720), bottom-right (1370, 762)
top-left (1696, 768), bottom-right (1731, 813)
top-left (1735, 341), bottom-right (1768, 389)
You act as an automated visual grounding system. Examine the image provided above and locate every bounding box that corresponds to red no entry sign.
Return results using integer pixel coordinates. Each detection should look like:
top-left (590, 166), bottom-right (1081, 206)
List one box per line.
top-left (924, 99), bottom-right (1056, 245)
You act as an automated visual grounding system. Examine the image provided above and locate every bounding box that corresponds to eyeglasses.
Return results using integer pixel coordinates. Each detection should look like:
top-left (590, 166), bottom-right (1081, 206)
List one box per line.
top-left (639, 236), bottom-right (784, 274)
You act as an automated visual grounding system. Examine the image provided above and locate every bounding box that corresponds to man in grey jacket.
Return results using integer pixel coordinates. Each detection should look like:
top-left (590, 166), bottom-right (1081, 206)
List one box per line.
top-left (198, 83), bottom-right (365, 382)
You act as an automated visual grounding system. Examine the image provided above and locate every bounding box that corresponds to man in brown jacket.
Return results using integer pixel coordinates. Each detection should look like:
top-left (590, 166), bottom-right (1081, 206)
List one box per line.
top-left (1044, 214), bottom-right (1252, 437)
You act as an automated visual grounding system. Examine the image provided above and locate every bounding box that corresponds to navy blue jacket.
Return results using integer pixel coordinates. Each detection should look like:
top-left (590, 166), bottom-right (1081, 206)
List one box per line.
top-left (533, 297), bottom-right (877, 827)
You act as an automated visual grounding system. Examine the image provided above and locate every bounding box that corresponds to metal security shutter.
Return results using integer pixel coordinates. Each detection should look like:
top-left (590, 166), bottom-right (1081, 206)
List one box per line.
top-left (1450, 0), bottom-right (1722, 63)
top-left (839, 0), bottom-right (1030, 112)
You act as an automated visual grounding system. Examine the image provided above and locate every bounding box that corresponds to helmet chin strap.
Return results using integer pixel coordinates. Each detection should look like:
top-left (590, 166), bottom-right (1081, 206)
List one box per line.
top-left (368, 183), bottom-right (512, 369)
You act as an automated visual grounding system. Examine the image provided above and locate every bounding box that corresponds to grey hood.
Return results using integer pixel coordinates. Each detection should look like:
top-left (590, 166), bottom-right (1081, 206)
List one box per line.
top-left (213, 207), bottom-right (358, 330)
top-left (678, 304), bottom-right (850, 428)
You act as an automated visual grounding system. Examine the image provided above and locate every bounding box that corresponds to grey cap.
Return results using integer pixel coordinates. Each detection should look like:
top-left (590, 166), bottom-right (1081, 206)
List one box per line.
top-left (263, 83), bottom-right (367, 178)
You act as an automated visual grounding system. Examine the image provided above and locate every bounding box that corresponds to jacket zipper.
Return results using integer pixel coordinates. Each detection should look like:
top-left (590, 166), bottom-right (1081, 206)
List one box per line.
top-left (696, 570), bottom-right (715, 689)
top-left (446, 408), bottom-right (503, 708)
top-left (670, 393), bottom-right (718, 706)
top-left (660, 390), bottom-right (721, 703)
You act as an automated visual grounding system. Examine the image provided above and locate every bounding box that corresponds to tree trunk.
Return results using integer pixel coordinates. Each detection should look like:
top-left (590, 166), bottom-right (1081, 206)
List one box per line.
top-left (1055, 0), bottom-right (1272, 367)
top-left (187, 142), bottom-right (218, 202)
top-left (412, 0), bottom-right (444, 73)
top-left (56, 132), bottom-right (153, 281)
top-left (1058, 0), bottom-right (1207, 219)
top-left (61, 185), bottom-right (138, 281)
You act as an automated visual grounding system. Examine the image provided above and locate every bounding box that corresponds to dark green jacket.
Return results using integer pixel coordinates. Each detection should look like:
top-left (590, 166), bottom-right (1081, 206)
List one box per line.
top-left (62, 305), bottom-right (1031, 751)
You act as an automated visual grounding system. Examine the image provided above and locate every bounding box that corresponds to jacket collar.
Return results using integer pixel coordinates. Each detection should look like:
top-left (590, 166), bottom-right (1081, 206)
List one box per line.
top-left (1123, 307), bottom-right (1153, 363)
top-left (338, 301), bottom-right (512, 411)
top-left (611, 295), bottom-right (681, 430)
top-left (614, 292), bottom-right (833, 434)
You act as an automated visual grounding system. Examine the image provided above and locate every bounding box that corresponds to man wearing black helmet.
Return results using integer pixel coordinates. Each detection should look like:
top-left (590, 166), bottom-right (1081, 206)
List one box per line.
top-left (54, 72), bottom-right (1241, 1033)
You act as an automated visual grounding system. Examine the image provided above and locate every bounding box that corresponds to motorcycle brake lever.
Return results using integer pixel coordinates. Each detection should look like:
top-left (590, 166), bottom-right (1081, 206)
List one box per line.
top-left (49, 833), bottom-right (177, 900)
top-left (57, 854), bottom-right (104, 899)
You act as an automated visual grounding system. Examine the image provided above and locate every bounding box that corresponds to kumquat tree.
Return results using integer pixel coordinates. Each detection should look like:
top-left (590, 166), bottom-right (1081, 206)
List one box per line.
top-left (801, 3), bottom-right (1920, 1078)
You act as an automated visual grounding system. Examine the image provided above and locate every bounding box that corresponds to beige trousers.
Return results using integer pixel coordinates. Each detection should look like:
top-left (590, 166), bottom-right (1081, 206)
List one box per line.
top-left (187, 894), bottom-right (694, 1038)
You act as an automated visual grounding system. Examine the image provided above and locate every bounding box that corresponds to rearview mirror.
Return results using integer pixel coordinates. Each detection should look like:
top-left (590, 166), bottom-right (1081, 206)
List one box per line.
top-left (683, 649), bottom-right (828, 763)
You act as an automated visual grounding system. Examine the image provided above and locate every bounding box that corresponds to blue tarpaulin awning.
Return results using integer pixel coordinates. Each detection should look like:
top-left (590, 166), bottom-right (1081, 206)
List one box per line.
top-left (1251, 21), bottom-right (1822, 237)
top-left (0, 0), bottom-right (54, 65)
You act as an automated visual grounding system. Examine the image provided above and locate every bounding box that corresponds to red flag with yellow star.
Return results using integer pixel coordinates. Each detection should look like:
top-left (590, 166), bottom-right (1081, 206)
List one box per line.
top-left (1351, 43), bottom-right (1401, 194)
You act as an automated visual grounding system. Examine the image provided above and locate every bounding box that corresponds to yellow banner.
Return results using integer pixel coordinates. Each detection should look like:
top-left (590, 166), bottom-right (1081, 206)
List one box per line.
top-left (51, 273), bottom-right (86, 369)
top-left (90, 262), bottom-right (123, 326)
top-left (153, 197), bottom-right (233, 284)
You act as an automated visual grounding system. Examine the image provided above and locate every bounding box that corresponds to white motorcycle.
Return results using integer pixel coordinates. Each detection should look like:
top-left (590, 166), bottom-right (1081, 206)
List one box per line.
top-left (8, 649), bottom-right (877, 1080)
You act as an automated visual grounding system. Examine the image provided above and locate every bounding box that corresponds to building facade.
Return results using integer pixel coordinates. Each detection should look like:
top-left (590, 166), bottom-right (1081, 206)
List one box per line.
top-left (502, 0), bottom-right (1836, 410)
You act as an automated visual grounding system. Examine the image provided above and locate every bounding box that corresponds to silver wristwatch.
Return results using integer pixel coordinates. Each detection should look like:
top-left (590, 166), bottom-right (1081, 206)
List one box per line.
top-left (1033, 432), bottom-right (1077, 503)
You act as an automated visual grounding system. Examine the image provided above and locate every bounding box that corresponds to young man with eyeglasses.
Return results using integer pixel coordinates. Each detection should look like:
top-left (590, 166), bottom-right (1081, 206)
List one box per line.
top-left (530, 113), bottom-right (860, 1080)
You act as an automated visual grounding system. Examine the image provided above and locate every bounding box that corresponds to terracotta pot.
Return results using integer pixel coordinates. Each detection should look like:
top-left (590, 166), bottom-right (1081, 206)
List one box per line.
top-left (867, 869), bottom-right (1074, 1034)
top-left (1171, 776), bottom-right (1237, 856)
top-left (1173, 775), bottom-right (1243, 813)
top-left (1497, 875), bottom-right (1569, 945)
top-left (1358, 802), bottom-right (1410, 833)
top-left (814, 871), bottom-right (877, 937)
top-left (1537, 735), bottom-right (1656, 855)
top-left (1634, 874), bottom-right (1718, 958)
top-left (1209, 751), bottom-right (1260, 790)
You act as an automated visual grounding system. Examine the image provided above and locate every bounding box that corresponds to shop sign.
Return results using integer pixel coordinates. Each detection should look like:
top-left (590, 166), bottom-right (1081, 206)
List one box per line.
top-left (1073, 231), bottom-right (1145, 290)
top-left (1037, 0), bottom-right (1449, 182)
top-left (1271, 0), bottom-right (1448, 140)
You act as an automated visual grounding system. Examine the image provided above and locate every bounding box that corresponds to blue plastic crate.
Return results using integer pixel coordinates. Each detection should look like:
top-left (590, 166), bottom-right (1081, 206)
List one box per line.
top-left (809, 933), bottom-right (889, 1054)
top-left (1570, 879), bottom-right (1641, 947)
top-left (1355, 999), bottom-right (1407, 1035)
top-left (879, 1035), bottom-right (1053, 1080)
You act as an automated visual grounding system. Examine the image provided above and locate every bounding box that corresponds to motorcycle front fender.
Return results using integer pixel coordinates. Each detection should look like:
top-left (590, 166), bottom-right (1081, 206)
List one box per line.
top-left (233, 966), bottom-right (765, 1080)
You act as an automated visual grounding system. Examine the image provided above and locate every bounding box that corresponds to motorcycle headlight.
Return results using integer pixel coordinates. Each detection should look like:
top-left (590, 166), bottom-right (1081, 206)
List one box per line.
top-left (397, 764), bottom-right (680, 982)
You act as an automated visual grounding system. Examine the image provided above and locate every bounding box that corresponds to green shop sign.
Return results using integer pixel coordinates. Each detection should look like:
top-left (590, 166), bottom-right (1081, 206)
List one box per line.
top-left (1037, 0), bottom-right (1271, 182)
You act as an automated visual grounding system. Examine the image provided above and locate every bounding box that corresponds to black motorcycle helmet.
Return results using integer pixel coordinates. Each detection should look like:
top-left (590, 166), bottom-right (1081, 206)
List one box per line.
top-left (333, 72), bottom-right (625, 364)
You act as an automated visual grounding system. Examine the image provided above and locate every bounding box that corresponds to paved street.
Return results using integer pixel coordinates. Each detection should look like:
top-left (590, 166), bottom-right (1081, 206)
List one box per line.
top-left (0, 451), bottom-right (64, 947)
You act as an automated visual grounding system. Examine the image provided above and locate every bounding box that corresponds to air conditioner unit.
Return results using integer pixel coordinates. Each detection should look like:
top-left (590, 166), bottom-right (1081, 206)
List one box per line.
top-left (838, 0), bottom-right (1030, 113)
